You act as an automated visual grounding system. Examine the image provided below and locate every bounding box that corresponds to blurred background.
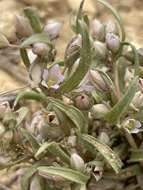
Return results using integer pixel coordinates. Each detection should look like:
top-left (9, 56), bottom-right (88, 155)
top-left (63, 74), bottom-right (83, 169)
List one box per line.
top-left (0, 0), bottom-right (143, 188)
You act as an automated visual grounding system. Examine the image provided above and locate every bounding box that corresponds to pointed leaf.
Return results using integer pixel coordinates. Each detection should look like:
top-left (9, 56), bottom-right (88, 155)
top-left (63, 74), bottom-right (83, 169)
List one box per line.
top-left (80, 134), bottom-right (123, 173)
top-left (105, 77), bottom-right (138, 123)
top-left (76, 0), bottom-right (85, 33)
top-left (35, 142), bottom-right (70, 164)
top-left (20, 33), bottom-right (50, 48)
top-left (38, 166), bottom-right (89, 184)
top-left (21, 161), bottom-right (46, 190)
top-left (48, 98), bottom-right (88, 132)
top-left (14, 90), bottom-right (47, 107)
top-left (20, 48), bottom-right (31, 68)
top-left (128, 149), bottom-right (143, 163)
top-left (58, 20), bottom-right (91, 93)
top-left (24, 7), bottom-right (42, 33)
top-left (20, 128), bottom-right (40, 153)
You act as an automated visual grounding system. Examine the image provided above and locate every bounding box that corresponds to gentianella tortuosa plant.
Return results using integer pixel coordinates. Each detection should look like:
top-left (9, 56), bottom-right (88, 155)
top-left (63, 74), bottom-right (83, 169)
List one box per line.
top-left (0, 0), bottom-right (143, 189)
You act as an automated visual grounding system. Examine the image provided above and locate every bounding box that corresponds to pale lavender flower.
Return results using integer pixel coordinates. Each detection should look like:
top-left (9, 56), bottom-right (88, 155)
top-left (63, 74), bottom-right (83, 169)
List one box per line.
top-left (42, 64), bottom-right (64, 89)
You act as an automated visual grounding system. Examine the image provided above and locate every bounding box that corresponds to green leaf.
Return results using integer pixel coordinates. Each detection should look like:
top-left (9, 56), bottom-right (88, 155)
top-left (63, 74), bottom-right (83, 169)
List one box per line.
top-left (128, 149), bottom-right (143, 163)
top-left (105, 77), bottom-right (138, 123)
top-left (48, 98), bottom-right (88, 133)
top-left (58, 19), bottom-right (91, 93)
top-left (20, 33), bottom-right (50, 48)
top-left (76, 0), bottom-right (85, 33)
top-left (20, 128), bottom-right (40, 153)
top-left (95, 0), bottom-right (125, 41)
top-left (21, 162), bottom-right (46, 190)
top-left (121, 42), bottom-right (140, 75)
top-left (24, 7), bottom-right (42, 33)
top-left (14, 90), bottom-right (47, 107)
top-left (80, 134), bottom-right (123, 173)
top-left (35, 142), bottom-right (70, 164)
top-left (104, 164), bottom-right (142, 180)
top-left (20, 48), bottom-right (31, 68)
top-left (38, 166), bottom-right (89, 184)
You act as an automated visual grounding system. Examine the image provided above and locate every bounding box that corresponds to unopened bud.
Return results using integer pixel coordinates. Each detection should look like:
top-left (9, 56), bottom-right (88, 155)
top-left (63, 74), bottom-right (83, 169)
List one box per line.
top-left (89, 70), bottom-right (108, 91)
top-left (74, 94), bottom-right (93, 110)
top-left (105, 20), bottom-right (118, 34)
top-left (67, 136), bottom-right (77, 147)
top-left (106, 33), bottom-right (120, 53)
top-left (90, 19), bottom-right (105, 41)
top-left (15, 15), bottom-right (33, 38)
top-left (44, 20), bottom-right (62, 40)
top-left (32, 42), bottom-right (49, 56)
top-left (30, 176), bottom-right (42, 190)
top-left (64, 35), bottom-right (82, 68)
top-left (98, 131), bottom-right (110, 145)
top-left (70, 153), bottom-right (85, 172)
top-left (93, 41), bottom-right (107, 60)
top-left (91, 104), bottom-right (109, 119)
top-left (131, 91), bottom-right (143, 109)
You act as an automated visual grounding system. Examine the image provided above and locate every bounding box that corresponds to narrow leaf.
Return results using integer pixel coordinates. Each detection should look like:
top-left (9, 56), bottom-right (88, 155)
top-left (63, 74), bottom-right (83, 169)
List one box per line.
top-left (20, 33), bottom-right (50, 48)
top-left (14, 90), bottom-right (47, 107)
top-left (76, 0), bottom-right (85, 33)
top-left (20, 48), bottom-right (31, 68)
top-left (128, 149), bottom-right (143, 163)
top-left (38, 166), bottom-right (89, 184)
top-left (24, 7), bottom-right (42, 33)
top-left (48, 98), bottom-right (88, 132)
top-left (105, 77), bottom-right (138, 123)
top-left (121, 42), bottom-right (140, 75)
top-left (58, 20), bottom-right (91, 93)
top-left (20, 128), bottom-right (40, 153)
top-left (80, 134), bottom-right (123, 173)
top-left (35, 142), bottom-right (70, 164)
top-left (21, 162), bottom-right (46, 190)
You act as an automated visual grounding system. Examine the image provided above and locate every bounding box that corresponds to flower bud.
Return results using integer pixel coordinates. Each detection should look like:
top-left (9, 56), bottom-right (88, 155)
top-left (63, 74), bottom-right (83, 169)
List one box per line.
top-left (98, 131), bottom-right (110, 145)
top-left (30, 176), bottom-right (42, 190)
top-left (93, 41), bottom-right (107, 60)
top-left (74, 94), bottom-right (93, 111)
top-left (131, 91), bottom-right (143, 109)
top-left (32, 42), bottom-right (49, 56)
top-left (64, 35), bottom-right (81, 68)
top-left (91, 104), bottom-right (109, 119)
top-left (106, 33), bottom-right (120, 53)
top-left (15, 15), bottom-right (33, 38)
top-left (70, 153), bottom-right (85, 172)
top-left (44, 20), bottom-right (62, 40)
top-left (105, 20), bottom-right (118, 34)
top-left (90, 19), bottom-right (105, 41)
top-left (67, 136), bottom-right (77, 147)
top-left (89, 70), bottom-right (108, 91)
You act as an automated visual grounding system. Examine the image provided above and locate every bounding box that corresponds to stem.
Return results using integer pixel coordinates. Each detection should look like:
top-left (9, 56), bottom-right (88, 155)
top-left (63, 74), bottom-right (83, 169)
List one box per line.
top-left (123, 129), bottom-right (137, 149)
